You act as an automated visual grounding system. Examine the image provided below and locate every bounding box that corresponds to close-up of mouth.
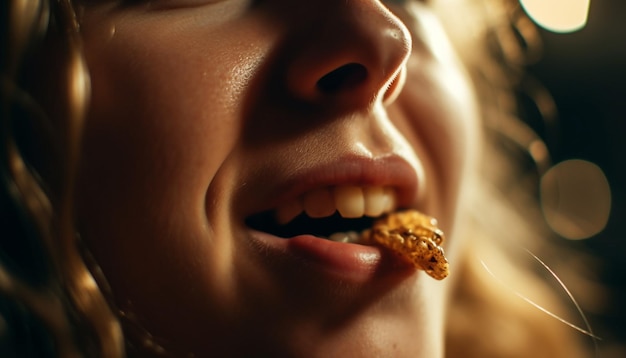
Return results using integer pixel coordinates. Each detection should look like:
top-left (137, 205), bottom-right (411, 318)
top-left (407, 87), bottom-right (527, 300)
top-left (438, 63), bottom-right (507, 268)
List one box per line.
top-left (242, 183), bottom-right (408, 282)
top-left (241, 173), bottom-right (452, 284)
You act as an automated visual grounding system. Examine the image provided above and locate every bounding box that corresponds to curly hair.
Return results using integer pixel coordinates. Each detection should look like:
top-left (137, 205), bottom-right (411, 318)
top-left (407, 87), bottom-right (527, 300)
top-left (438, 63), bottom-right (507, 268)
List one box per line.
top-left (1, 0), bottom-right (122, 355)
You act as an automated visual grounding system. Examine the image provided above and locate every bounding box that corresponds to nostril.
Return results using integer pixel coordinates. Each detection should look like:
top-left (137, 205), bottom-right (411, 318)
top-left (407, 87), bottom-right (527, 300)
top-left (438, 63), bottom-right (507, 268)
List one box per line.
top-left (316, 63), bottom-right (367, 94)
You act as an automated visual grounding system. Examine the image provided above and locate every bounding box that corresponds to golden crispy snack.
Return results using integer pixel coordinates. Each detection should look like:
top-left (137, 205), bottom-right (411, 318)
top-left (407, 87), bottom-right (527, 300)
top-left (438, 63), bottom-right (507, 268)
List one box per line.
top-left (360, 210), bottom-right (449, 280)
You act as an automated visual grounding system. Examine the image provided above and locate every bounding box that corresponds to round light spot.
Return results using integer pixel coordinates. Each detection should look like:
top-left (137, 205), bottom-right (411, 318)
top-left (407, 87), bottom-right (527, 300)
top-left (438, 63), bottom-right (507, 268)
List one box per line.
top-left (540, 159), bottom-right (611, 240)
top-left (520, 0), bottom-right (590, 33)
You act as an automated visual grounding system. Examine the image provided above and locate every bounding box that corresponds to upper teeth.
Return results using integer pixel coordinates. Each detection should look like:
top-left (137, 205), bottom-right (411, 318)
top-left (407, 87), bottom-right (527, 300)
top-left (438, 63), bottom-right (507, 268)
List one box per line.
top-left (275, 186), bottom-right (396, 224)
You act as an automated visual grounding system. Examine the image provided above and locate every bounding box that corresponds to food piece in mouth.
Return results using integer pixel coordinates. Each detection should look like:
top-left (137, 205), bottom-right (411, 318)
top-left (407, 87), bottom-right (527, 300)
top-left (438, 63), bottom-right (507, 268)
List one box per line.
top-left (359, 210), bottom-right (450, 280)
top-left (244, 186), bottom-right (448, 279)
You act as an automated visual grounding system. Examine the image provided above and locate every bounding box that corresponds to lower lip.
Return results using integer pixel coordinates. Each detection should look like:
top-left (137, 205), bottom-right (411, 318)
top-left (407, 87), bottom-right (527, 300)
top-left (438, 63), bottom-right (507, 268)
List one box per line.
top-left (249, 231), bottom-right (406, 283)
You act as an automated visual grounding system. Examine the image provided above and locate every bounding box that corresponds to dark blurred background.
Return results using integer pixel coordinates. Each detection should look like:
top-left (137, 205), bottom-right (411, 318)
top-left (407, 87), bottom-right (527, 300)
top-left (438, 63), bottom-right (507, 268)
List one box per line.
top-left (523, 0), bottom-right (625, 355)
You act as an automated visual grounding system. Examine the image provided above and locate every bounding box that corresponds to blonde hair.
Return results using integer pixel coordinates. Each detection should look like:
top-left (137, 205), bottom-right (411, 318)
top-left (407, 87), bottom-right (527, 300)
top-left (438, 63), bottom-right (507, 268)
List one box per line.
top-left (0, 0), bottom-right (587, 356)
top-left (437, 0), bottom-right (588, 356)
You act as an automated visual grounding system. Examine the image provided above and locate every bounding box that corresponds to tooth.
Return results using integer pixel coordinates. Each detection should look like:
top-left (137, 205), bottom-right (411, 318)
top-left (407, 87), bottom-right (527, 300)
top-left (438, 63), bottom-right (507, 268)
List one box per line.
top-left (382, 187), bottom-right (396, 213)
top-left (328, 231), bottom-right (359, 243)
top-left (333, 186), bottom-right (364, 218)
top-left (275, 199), bottom-right (303, 225)
top-left (284, 186), bottom-right (395, 222)
top-left (363, 187), bottom-right (386, 217)
top-left (303, 188), bottom-right (336, 218)
top-left (346, 231), bottom-right (359, 243)
top-left (328, 232), bottom-right (350, 243)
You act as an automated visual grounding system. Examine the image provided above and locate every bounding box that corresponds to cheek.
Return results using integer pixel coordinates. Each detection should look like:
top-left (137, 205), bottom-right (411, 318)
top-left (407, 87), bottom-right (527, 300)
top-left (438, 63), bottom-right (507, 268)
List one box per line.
top-left (77, 34), bottom-right (234, 234)
top-left (76, 11), bottom-right (271, 222)
top-left (74, 13), bottom-right (267, 319)
top-left (393, 58), bottom-right (479, 230)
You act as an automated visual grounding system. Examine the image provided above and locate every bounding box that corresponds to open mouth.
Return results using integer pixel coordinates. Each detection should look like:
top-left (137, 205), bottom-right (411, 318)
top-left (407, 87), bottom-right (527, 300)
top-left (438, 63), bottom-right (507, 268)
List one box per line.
top-left (246, 212), bottom-right (376, 242)
top-left (245, 185), bottom-right (396, 243)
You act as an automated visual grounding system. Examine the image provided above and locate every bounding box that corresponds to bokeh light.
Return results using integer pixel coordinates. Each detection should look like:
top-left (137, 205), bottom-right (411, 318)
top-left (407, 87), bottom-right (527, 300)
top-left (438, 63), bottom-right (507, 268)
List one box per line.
top-left (520, 0), bottom-right (591, 33)
top-left (540, 159), bottom-right (611, 240)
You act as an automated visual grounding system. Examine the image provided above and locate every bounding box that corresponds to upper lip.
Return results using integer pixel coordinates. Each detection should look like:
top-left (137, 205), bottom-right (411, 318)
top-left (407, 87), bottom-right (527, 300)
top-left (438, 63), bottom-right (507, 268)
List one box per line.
top-left (244, 153), bottom-right (420, 217)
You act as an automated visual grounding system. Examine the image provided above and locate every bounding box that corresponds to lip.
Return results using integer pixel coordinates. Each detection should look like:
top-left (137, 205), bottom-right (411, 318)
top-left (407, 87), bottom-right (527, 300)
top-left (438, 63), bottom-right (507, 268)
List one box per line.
top-left (241, 153), bottom-right (421, 283)
top-left (248, 230), bottom-right (414, 284)
top-left (244, 153), bottom-right (421, 216)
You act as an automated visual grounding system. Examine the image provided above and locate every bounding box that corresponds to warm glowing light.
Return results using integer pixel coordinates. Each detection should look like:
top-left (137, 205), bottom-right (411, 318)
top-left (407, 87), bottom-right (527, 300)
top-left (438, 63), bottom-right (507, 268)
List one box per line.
top-left (540, 159), bottom-right (611, 240)
top-left (520, 0), bottom-right (590, 33)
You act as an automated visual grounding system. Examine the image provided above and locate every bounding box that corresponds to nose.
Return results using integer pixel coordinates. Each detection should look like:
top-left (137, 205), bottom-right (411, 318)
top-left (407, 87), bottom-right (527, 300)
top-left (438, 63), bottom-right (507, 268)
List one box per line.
top-left (284, 0), bottom-right (412, 110)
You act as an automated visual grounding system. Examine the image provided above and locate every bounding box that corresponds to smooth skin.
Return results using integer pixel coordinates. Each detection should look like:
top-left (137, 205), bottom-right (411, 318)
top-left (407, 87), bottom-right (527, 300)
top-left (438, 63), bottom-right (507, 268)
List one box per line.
top-left (74, 0), bottom-right (479, 356)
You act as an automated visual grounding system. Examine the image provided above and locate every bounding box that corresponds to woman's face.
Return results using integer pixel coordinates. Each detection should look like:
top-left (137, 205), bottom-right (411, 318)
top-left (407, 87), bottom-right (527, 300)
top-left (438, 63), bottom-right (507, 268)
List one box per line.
top-left (76, 0), bottom-right (479, 356)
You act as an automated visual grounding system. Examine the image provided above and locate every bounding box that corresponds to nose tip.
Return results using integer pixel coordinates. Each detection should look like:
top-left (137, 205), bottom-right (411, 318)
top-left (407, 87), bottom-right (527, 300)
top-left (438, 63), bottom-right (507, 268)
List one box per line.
top-left (285, 1), bottom-right (412, 108)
